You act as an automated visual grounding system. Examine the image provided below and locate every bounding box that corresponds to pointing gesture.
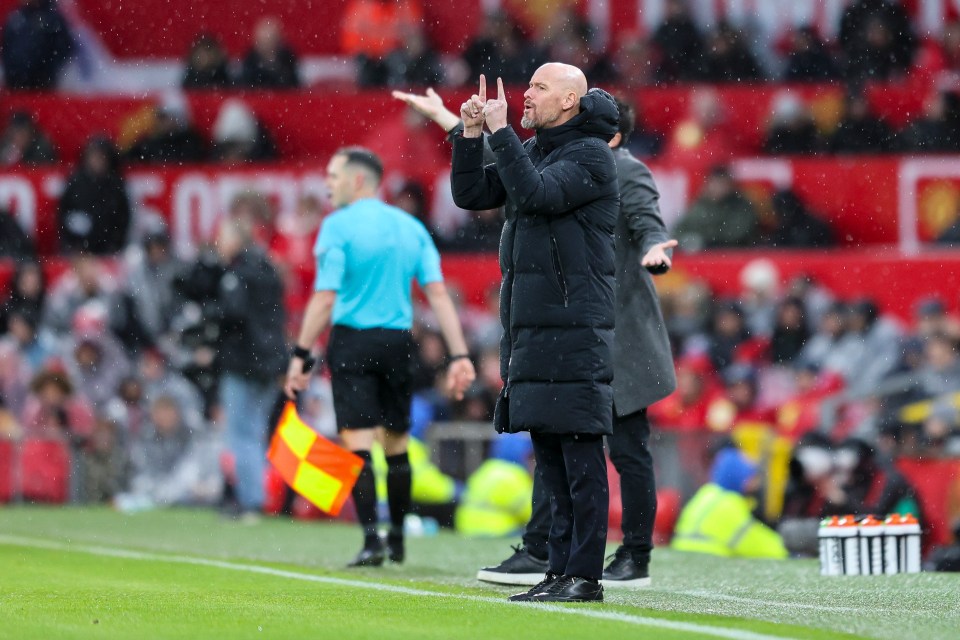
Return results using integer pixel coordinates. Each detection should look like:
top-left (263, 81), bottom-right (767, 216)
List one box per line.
top-left (482, 77), bottom-right (508, 134)
top-left (460, 74), bottom-right (487, 137)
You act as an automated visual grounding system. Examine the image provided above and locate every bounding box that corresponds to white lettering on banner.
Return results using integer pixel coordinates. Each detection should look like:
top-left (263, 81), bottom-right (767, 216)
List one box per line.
top-left (128, 174), bottom-right (165, 238)
top-left (0, 176), bottom-right (37, 237)
top-left (172, 174), bottom-right (217, 258)
top-left (731, 158), bottom-right (793, 189)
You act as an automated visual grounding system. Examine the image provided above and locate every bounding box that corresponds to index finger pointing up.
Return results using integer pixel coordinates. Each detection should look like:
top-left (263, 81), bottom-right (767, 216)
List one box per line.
top-left (497, 77), bottom-right (505, 102)
top-left (479, 74), bottom-right (486, 102)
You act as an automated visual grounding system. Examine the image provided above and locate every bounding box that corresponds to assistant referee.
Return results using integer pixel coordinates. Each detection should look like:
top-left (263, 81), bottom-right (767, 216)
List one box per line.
top-left (284, 146), bottom-right (475, 567)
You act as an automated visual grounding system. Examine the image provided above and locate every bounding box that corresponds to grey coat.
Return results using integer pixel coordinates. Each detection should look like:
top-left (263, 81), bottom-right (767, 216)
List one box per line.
top-left (612, 147), bottom-right (677, 416)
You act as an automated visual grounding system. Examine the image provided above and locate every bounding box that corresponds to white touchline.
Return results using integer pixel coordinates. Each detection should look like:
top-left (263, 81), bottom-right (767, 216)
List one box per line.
top-left (0, 534), bottom-right (799, 640)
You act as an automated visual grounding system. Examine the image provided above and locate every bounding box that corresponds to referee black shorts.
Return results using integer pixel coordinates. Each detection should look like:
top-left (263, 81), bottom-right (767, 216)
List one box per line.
top-left (326, 325), bottom-right (414, 433)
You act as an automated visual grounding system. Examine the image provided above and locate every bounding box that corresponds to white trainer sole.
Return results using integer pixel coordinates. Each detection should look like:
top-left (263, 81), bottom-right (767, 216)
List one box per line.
top-left (600, 576), bottom-right (652, 589)
top-left (476, 570), bottom-right (546, 586)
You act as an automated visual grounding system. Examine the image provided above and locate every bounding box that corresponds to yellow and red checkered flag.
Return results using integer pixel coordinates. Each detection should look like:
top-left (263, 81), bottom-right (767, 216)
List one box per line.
top-left (267, 401), bottom-right (363, 516)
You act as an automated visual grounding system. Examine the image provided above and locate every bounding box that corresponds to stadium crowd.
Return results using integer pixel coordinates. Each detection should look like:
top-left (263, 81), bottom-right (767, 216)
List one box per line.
top-left (1, 0), bottom-right (960, 564)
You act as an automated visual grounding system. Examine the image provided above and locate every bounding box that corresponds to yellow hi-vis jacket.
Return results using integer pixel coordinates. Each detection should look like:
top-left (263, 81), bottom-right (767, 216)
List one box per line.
top-left (455, 459), bottom-right (533, 537)
top-left (373, 438), bottom-right (457, 505)
top-left (670, 483), bottom-right (788, 559)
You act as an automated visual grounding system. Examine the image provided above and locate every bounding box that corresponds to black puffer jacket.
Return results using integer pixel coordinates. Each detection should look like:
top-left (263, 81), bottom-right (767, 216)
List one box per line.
top-left (451, 89), bottom-right (619, 435)
top-left (216, 247), bottom-right (287, 382)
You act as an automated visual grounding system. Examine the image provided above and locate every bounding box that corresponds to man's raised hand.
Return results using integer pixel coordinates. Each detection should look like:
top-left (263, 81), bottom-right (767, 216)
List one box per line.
top-left (482, 77), bottom-right (508, 133)
top-left (460, 74), bottom-right (487, 137)
top-left (391, 87), bottom-right (459, 132)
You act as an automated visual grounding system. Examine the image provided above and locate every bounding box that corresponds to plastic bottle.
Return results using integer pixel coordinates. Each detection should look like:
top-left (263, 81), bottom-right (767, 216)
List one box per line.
top-left (901, 514), bottom-right (922, 574)
top-left (818, 516), bottom-right (843, 576)
top-left (836, 514), bottom-right (861, 575)
top-left (858, 515), bottom-right (885, 575)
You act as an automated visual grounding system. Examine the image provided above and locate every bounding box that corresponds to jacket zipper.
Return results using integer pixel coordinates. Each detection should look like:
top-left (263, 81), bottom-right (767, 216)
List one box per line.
top-left (549, 232), bottom-right (569, 307)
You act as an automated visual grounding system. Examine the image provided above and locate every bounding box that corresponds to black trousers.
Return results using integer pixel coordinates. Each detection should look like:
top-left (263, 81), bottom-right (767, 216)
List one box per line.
top-left (530, 432), bottom-right (608, 581)
top-left (523, 408), bottom-right (656, 565)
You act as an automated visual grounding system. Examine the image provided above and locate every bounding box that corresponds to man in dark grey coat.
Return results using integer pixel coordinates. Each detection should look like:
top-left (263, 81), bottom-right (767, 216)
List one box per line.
top-left (451, 65), bottom-right (619, 603)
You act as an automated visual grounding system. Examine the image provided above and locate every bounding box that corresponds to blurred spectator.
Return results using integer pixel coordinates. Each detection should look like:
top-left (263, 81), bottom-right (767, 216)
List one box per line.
top-left (57, 137), bottom-right (132, 255)
top-left (660, 89), bottom-right (742, 168)
top-left (82, 417), bottom-right (128, 503)
top-left (765, 189), bottom-right (835, 248)
top-left (778, 432), bottom-right (836, 554)
top-left (384, 26), bottom-right (444, 87)
top-left (782, 26), bottom-right (840, 82)
top-left (0, 0), bottom-right (75, 90)
top-left (704, 300), bottom-right (750, 372)
top-left (123, 218), bottom-right (188, 348)
top-left (915, 333), bottom-right (960, 399)
top-left (20, 368), bottom-right (95, 443)
top-left (769, 297), bottom-right (810, 365)
top-left (649, 0), bottom-right (704, 83)
top-left (705, 364), bottom-right (776, 433)
top-left (269, 194), bottom-right (325, 331)
top-left (238, 17), bottom-right (300, 89)
top-left (762, 93), bottom-right (821, 156)
top-left (671, 447), bottom-right (787, 558)
top-left (775, 364), bottom-right (844, 440)
top-left (0, 207), bottom-right (34, 259)
top-left (606, 30), bottom-right (655, 89)
top-left (181, 33), bottom-right (233, 90)
top-left (673, 165), bottom-right (761, 250)
top-left (125, 97), bottom-right (207, 165)
top-left (826, 437), bottom-right (921, 518)
top-left (210, 99), bottom-right (278, 164)
top-left (913, 297), bottom-right (960, 341)
top-left (897, 90), bottom-right (960, 154)
top-left (213, 217), bottom-right (286, 520)
top-left (341, 0), bottom-right (423, 87)
top-left (739, 258), bottom-right (780, 338)
top-left (539, 7), bottom-right (615, 84)
top-left (839, 298), bottom-right (903, 394)
top-left (799, 301), bottom-right (857, 375)
top-left (462, 11), bottom-right (544, 87)
top-left (664, 280), bottom-right (711, 347)
top-left (116, 394), bottom-right (221, 509)
top-left (648, 354), bottom-right (719, 432)
top-left (0, 306), bottom-right (56, 417)
top-left (699, 21), bottom-right (764, 83)
top-left (391, 180), bottom-right (432, 228)
top-left (839, 0), bottom-right (916, 82)
top-left (0, 111), bottom-right (56, 165)
top-left (63, 302), bottom-right (132, 412)
top-left (828, 92), bottom-right (895, 154)
top-left (42, 254), bottom-right (145, 350)
top-left (0, 260), bottom-right (46, 333)
top-left (137, 348), bottom-right (204, 425)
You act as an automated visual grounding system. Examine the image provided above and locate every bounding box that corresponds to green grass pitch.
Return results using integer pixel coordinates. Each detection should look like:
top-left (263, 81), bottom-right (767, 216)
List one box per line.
top-left (0, 506), bottom-right (957, 639)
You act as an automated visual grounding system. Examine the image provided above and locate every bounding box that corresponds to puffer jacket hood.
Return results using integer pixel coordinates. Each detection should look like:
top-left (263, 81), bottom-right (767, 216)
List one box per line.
top-left (535, 88), bottom-right (619, 153)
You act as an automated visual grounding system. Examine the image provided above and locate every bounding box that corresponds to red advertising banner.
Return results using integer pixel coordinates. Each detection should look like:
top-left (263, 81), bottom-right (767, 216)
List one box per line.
top-left (3, 158), bottom-right (960, 255)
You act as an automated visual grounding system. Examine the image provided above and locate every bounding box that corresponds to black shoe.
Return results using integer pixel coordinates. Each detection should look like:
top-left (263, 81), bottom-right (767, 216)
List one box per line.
top-left (601, 548), bottom-right (651, 588)
top-left (347, 545), bottom-right (385, 568)
top-left (529, 575), bottom-right (603, 602)
top-left (508, 572), bottom-right (560, 602)
top-left (386, 533), bottom-right (405, 564)
top-left (477, 545), bottom-right (549, 586)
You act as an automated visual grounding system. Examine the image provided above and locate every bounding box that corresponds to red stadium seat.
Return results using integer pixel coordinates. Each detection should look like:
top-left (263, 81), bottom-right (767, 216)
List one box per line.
top-left (19, 439), bottom-right (70, 504)
top-left (0, 440), bottom-right (14, 502)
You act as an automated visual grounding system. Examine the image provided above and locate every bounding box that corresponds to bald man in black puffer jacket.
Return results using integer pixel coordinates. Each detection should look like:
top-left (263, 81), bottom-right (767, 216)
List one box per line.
top-left (451, 64), bottom-right (619, 603)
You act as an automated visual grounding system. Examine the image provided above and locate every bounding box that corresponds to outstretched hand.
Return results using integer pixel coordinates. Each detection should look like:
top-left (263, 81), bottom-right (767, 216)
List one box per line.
top-left (641, 239), bottom-right (679, 272)
top-left (482, 77), bottom-right (508, 133)
top-left (391, 87), bottom-right (459, 132)
top-left (460, 74), bottom-right (487, 137)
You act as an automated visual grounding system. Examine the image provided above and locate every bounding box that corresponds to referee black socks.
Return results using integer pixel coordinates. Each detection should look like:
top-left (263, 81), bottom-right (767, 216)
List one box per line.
top-left (351, 450), bottom-right (380, 547)
top-left (386, 452), bottom-right (412, 536)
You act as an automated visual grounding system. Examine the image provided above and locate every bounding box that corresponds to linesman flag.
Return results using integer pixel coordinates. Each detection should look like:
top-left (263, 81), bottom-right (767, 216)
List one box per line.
top-left (267, 402), bottom-right (363, 516)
